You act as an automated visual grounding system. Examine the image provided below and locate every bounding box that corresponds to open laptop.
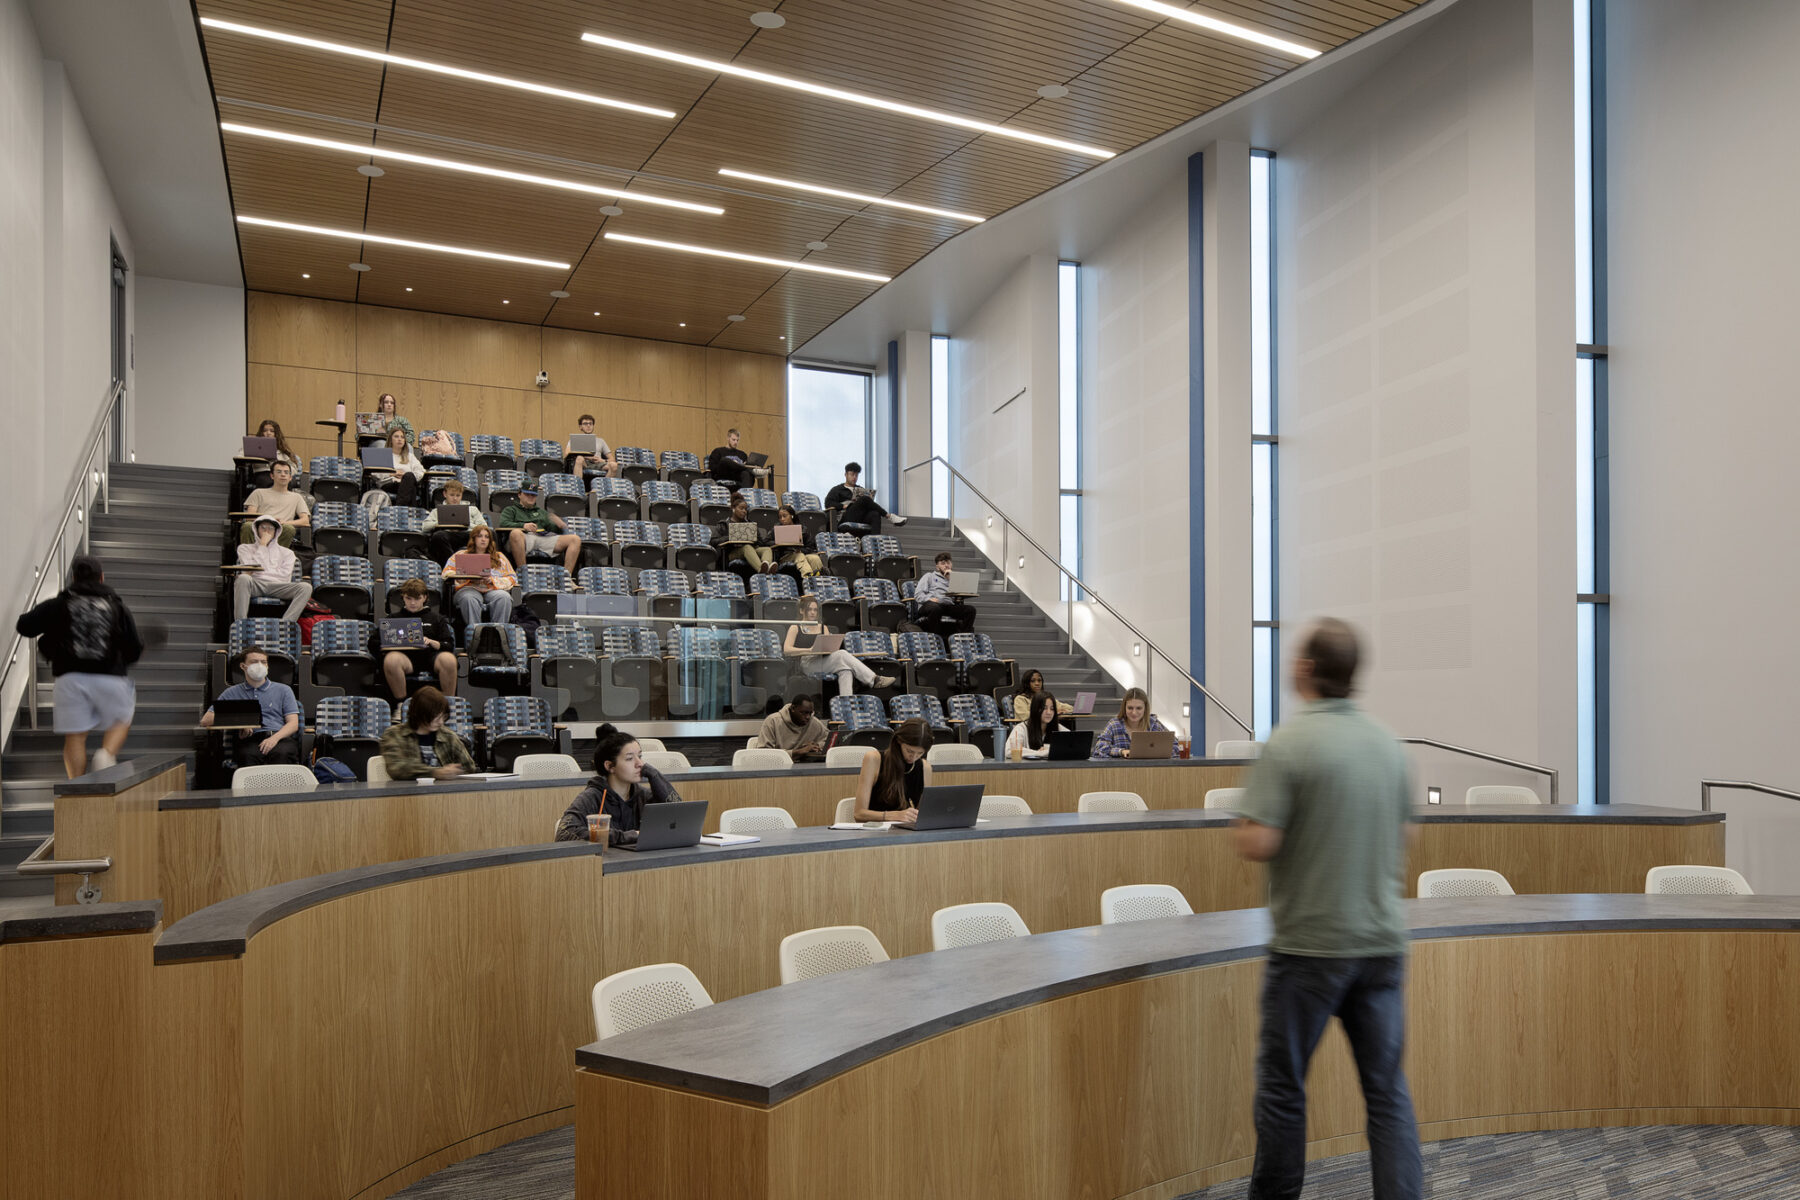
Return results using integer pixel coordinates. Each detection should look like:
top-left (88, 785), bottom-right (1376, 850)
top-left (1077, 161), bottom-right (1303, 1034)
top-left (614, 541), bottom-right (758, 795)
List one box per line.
top-left (360, 446), bottom-right (395, 470)
top-left (434, 504), bottom-right (471, 527)
top-left (1130, 730), bottom-right (1175, 759)
top-left (772, 524), bottom-right (803, 545)
top-left (379, 618), bottom-right (424, 649)
top-left (744, 451), bottom-right (769, 467)
top-left (946, 570), bottom-right (981, 595)
top-left (1046, 729), bottom-right (1095, 761)
top-left (1069, 691), bottom-right (1097, 715)
top-left (241, 435), bottom-right (276, 459)
top-left (890, 783), bottom-right (986, 831)
top-left (208, 699), bottom-right (265, 730)
top-left (725, 521), bottom-right (760, 544)
top-left (567, 433), bottom-right (599, 455)
top-left (799, 631), bottom-right (844, 654)
top-left (452, 552), bottom-right (492, 576)
top-left (354, 411), bottom-right (386, 435)
top-left (614, 799), bottom-right (709, 851)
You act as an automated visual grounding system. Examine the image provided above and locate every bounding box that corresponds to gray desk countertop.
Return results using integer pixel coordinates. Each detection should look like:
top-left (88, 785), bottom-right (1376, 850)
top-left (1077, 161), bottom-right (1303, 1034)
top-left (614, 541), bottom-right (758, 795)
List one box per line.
top-left (578, 893), bottom-right (1797, 1105)
top-left (54, 752), bottom-right (188, 796)
top-left (0, 899), bottom-right (163, 942)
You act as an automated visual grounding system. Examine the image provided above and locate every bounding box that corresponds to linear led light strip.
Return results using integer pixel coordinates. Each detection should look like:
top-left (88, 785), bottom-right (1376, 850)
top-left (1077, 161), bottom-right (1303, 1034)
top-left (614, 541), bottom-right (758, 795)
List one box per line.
top-left (717, 168), bottom-right (983, 224)
top-left (603, 232), bottom-right (890, 282)
top-left (581, 33), bottom-right (1114, 160)
top-left (199, 17), bottom-right (678, 118)
top-left (1108, 0), bottom-right (1321, 59)
top-left (237, 216), bottom-right (571, 269)
top-left (222, 123), bottom-right (724, 215)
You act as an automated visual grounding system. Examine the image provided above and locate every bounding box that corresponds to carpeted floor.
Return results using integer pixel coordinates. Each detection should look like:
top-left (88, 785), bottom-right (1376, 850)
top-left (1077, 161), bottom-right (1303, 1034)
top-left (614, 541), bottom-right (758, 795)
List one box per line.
top-left (393, 1124), bottom-right (1800, 1198)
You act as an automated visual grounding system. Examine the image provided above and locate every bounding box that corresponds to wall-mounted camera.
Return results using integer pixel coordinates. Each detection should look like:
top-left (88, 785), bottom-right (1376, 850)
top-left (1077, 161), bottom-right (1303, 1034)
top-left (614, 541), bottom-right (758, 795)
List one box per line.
top-left (535, 370), bottom-right (550, 389)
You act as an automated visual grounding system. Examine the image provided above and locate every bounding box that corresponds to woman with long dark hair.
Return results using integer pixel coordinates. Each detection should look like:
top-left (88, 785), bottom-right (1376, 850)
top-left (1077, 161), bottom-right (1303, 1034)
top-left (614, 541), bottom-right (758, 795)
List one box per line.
top-left (554, 724), bottom-right (683, 844)
top-left (1009, 667), bottom-right (1073, 721)
top-left (1005, 692), bottom-right (1071, 759)
top-left (850, 718), bottom-right (933, 822)
top-left (253, 419), bottom-right (302, 474)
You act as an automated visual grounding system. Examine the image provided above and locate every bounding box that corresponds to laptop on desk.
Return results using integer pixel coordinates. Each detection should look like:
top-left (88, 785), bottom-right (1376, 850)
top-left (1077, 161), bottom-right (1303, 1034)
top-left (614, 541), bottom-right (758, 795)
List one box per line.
top-left (613, 800), bottom-right (709, 851)
top-left (360, 446), bottom-right (395, 470)
top-left (379, 618), bottom-right (424, 649)
top-left (889, 784), bottom-right (985, 831)
top-left (241, 435), bottom-right (276, 460)
top-left (354, 412), bottom-right (385, 436)
top-left (1129, 730), bottom-right (1174, 759)
top-left (209, 699), bottom-right (265, 731)
top-left (434, 504), bottom-right (470, 527)
top-left (1069, 691), bottom-right (1096, 715)
top-left (1046, 729), bottom-right (1094, 761)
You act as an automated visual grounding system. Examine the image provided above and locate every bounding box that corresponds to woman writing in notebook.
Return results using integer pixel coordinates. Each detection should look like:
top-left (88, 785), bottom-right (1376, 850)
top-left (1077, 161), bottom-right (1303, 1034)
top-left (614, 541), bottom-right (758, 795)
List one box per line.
top-left (440, 525), bottom-right (516, 628)
top-left (1091, 687), bottom-right (1178, 759)
top-left (784, 595), bottom-right (895, 697)
top-left (850, 718), bottom-right (933, 823)
top-left (1005, 692), bottom-right (1073, 760)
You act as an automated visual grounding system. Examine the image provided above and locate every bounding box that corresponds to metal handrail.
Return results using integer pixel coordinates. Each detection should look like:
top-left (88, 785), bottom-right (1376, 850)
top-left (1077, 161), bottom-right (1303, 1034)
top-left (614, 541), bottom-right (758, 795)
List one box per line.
top-left (1400, 737), bottom-right (1561, 806)
top-left (1700, 780), bottom-right (1800, 812)
top-left (902, 454), bottom-right (1253, 735)
top-left (2, 381), bottom-right (125, 741)
top-left (16, 836), bottom-right (113, 906)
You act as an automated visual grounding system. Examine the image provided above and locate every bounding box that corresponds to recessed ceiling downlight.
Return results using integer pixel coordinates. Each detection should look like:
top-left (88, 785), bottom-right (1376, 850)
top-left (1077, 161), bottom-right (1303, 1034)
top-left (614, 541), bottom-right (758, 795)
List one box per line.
top-left (349, 262), bottom-right (371, 271)
top-left (1036, 84), bottom-right (1070, 99)
top-left (727, 314), bottom-right (747, 322)
top-left (357, 163), bottom-right (385, 177)
top-left (749, 11), bottom-right (786, 28)
top-left (600, 205), bottom-right (624, 216)
top-left (550, 290), bottom-right (571, 298)
top-left (805, 241), bottom-right (829, 251)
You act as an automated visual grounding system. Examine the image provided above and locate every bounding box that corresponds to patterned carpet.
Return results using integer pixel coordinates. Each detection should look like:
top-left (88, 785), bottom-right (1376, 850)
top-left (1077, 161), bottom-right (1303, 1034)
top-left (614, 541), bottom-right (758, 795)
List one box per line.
top-left (394, 1125), bottom-right (1800, 1198)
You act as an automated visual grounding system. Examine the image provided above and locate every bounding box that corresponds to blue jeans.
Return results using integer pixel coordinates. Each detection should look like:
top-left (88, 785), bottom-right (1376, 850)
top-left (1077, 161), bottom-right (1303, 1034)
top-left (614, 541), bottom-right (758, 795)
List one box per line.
top-left (1248, 952), bottom-right (1422, 1200)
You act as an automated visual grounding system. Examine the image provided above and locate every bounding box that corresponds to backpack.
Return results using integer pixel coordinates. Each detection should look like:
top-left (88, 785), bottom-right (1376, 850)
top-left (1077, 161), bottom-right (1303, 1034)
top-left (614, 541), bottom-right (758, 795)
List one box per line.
top-left (312, 756), bottom-right (357, 784)
top-left (468, 624), bottom-right (512, 668)
top-left (296, 600), bottom-right (334, 646)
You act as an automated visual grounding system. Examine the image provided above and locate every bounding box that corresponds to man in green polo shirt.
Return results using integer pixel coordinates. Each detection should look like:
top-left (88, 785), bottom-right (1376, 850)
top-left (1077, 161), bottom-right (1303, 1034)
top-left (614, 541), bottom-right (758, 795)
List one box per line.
top-left (1232, 618), bottom-right (1422, 1200)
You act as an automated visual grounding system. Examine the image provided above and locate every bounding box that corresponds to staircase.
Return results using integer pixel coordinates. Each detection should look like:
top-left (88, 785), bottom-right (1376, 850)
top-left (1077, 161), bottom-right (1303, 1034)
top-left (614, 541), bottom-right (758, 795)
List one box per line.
top-left (0, 463), bottom-right (230, 897)
top-left (886, 517), bottom-right (1125, 716)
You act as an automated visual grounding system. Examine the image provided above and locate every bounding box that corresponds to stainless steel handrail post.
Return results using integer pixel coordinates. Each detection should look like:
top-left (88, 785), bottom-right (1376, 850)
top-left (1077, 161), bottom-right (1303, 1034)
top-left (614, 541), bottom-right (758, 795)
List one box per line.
top-left (1000, 521), bottom-right (1009, 593)
top-left (1699, 779), bottom-right (1800, 812)
top-left (17, 836), bottom-right (114, 905)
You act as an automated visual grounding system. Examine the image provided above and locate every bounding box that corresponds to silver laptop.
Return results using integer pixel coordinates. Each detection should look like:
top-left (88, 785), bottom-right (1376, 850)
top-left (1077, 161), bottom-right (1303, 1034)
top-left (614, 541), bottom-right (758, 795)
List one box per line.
top-left (613, 799), bottom-right (708, 851)
top-left (947, 570), bottom-right (980, 595)
top-left (567, 434), bottom-right (599, 454)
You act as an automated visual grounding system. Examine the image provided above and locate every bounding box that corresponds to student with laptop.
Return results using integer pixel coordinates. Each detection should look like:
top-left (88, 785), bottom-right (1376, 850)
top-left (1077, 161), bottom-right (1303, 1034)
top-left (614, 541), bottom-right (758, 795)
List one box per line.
top-left (563, 413), bottom-right (619, 479)
top-left (706, 428), bottom-right (766, 491)
top-left (714, 494), bottom-right (775, 574)
top-left (750, 695), bottom-right (830, 760)
top-left (849, 718), bottom-right (934, 822)
top-left (367, 426), bottom-right (425, 506)
top-left (369, 392), bottom-right (415, 447)
top-left (1009, 669), bottom-right (1074, 721)
top-left (240, 460), bottom-right (310, 545)
top-left (914, 552), bottom-right (976, 636)
top-left (250, 419), bottom-right (302, 475)
top-left (824, 461), bottom-right (906, 529)
top-left (378, 686), bottom-right (476, 781)
top-left (1091, 687), bottom-right (1180, 759)
top-left (440, 525), bottom-right (517, 629)
top-left (422, 478), bottom-right (487, 564)
top-left (200, 645), bottom-right (301, 767)
top-left (1005, 692), bottom-right (1075, 760)
top-left (552, 724), bottom-right (687, 845)
top-left (785, 595), bottom-right (896, 696)
top-left (232, 515), bottom-right (314, 621)
top-left (369, 578), bottom-right (458, 700)
top-left (772, 505), bottom-right (823, 577)
top-left (497, 481), bottom-right (582, 572)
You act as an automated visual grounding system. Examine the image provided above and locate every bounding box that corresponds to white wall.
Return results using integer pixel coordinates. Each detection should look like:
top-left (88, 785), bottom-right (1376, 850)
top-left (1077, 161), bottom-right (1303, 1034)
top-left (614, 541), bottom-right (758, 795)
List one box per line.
top-left (1606, 0), bottom-right (1800, 886)
top-left (1273, 0), bottom-right (1576, 801)
top-left (134, 276), bottom-right (245, 469)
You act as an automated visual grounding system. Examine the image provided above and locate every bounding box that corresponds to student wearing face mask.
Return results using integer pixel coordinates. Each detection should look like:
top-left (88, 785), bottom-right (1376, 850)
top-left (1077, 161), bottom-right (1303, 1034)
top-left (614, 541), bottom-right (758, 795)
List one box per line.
top-left (200, 645), bottom-right (301, 767)
top-left (378, 686), bottom-right (477, 781)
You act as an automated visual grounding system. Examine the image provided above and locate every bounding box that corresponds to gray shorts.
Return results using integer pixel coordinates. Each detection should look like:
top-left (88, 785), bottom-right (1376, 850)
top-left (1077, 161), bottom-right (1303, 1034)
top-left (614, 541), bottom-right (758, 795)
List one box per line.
top-left (519, 531), bottom-right (559, 556)
top-left (53, 673), bottom-right (136, 733)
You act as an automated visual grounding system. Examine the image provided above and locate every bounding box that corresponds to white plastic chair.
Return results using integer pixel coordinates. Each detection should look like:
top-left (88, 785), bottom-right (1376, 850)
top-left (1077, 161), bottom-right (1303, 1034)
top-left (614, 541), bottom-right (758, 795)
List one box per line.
top-left (591, 963), bottom-right (713, 1040)
top-left (636, 737), bottom-right (667, 753)
top-left (231, 764), bottom-right (318, 794)
top-left (732, 748), bottom-right (794, 771)
top-left (1100, 884), bottom-right (1194, 924)
top-left (778, 925), bottom-right (890, 985)
top-left (1417, 868), bottom-right (1516, 898)
top-left (640, 750), bottom-right (692, 774)
top-left (718, 806), bottom-right (798, 835)
top-left (979, 795), bottom-right (1032, 818)
top-left (1203, 787), bottom-right (1245, 810)
top-left (1214, 739), bottom-right (1263, 759)
top-left (513, 753), bottom-right (583, 779)
top-left (826, 746), bottom-right (870, 769)
top-left (931, 902), bottom-right (1031, 951)
top-left (927, 743), bottom-right (985, 765)
top-left (1465, 785), bottom-right (1543, 805)
top-left (1645, 865), bottom-right (1753, 895)
top-left (366, 755), bottom-right (391, 783)
top-left (1077, 791), bottom-right (1147, 813)
top-left (834, 796), bottom-right (857, 824)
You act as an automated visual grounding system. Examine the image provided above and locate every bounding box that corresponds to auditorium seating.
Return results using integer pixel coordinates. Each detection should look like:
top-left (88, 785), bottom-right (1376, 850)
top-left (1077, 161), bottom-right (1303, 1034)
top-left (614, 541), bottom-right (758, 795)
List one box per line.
top-left (591, 963), bottom-right (712, 1040)
top-left (719, 806), bottom-right (798, 834)
top-left (1645, 865), bottom-right (1753, 895)
top-left (778, 925), bottom-right (890, 985)
top-left (1099, 884), bottom-right (1194, 924)
top-left (931, 902), bottom-right (1030, 951)
top-left (1077, 791), bottom-right (1148, 813)
top-left (1418, 868), bottom-right (1516, 898)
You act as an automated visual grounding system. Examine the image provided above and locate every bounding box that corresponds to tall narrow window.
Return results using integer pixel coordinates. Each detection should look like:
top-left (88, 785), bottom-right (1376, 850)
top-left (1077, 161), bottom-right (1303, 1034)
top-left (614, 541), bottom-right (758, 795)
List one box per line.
top-left (787, 365), bottom-right (871, 501)
top-left (1057, 261), bottom-right (1082, 600)
top-left (930, 334), bottom-right (949, 517)
top-left (1575, 0), bottom-right (1609, 803)
top-left (1250, 150), bottom-right (1278, 740)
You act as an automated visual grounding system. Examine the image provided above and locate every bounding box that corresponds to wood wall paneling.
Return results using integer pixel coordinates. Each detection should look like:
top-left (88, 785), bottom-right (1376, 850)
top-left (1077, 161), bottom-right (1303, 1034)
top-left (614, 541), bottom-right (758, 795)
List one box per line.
top-left (51, 764), bottom-right (183, 906)
top-left (246, 292), bottom-right (355, 372)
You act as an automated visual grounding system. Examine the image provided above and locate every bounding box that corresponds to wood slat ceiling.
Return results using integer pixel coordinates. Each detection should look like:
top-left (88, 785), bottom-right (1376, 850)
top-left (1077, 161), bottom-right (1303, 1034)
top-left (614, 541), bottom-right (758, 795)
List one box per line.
top-left (196, 0), bottom-right (1419, 356)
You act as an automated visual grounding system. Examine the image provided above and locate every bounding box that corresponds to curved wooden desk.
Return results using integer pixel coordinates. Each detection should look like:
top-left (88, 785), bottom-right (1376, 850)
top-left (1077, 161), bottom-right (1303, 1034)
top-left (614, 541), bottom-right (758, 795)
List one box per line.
top-left (577, 894), bottom-right (1800, 1200)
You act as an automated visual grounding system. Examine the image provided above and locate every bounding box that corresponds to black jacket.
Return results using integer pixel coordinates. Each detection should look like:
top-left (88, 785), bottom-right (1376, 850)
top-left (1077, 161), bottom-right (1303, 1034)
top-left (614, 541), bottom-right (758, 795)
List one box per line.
top-left (15, 583), bottom-right (143, 677)
top-left (707, 446), bottom-right (748, 480)
top-left (824, 483), bottom-right (863, 510)
top-left (554, 764), bottom-right (682, 844)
